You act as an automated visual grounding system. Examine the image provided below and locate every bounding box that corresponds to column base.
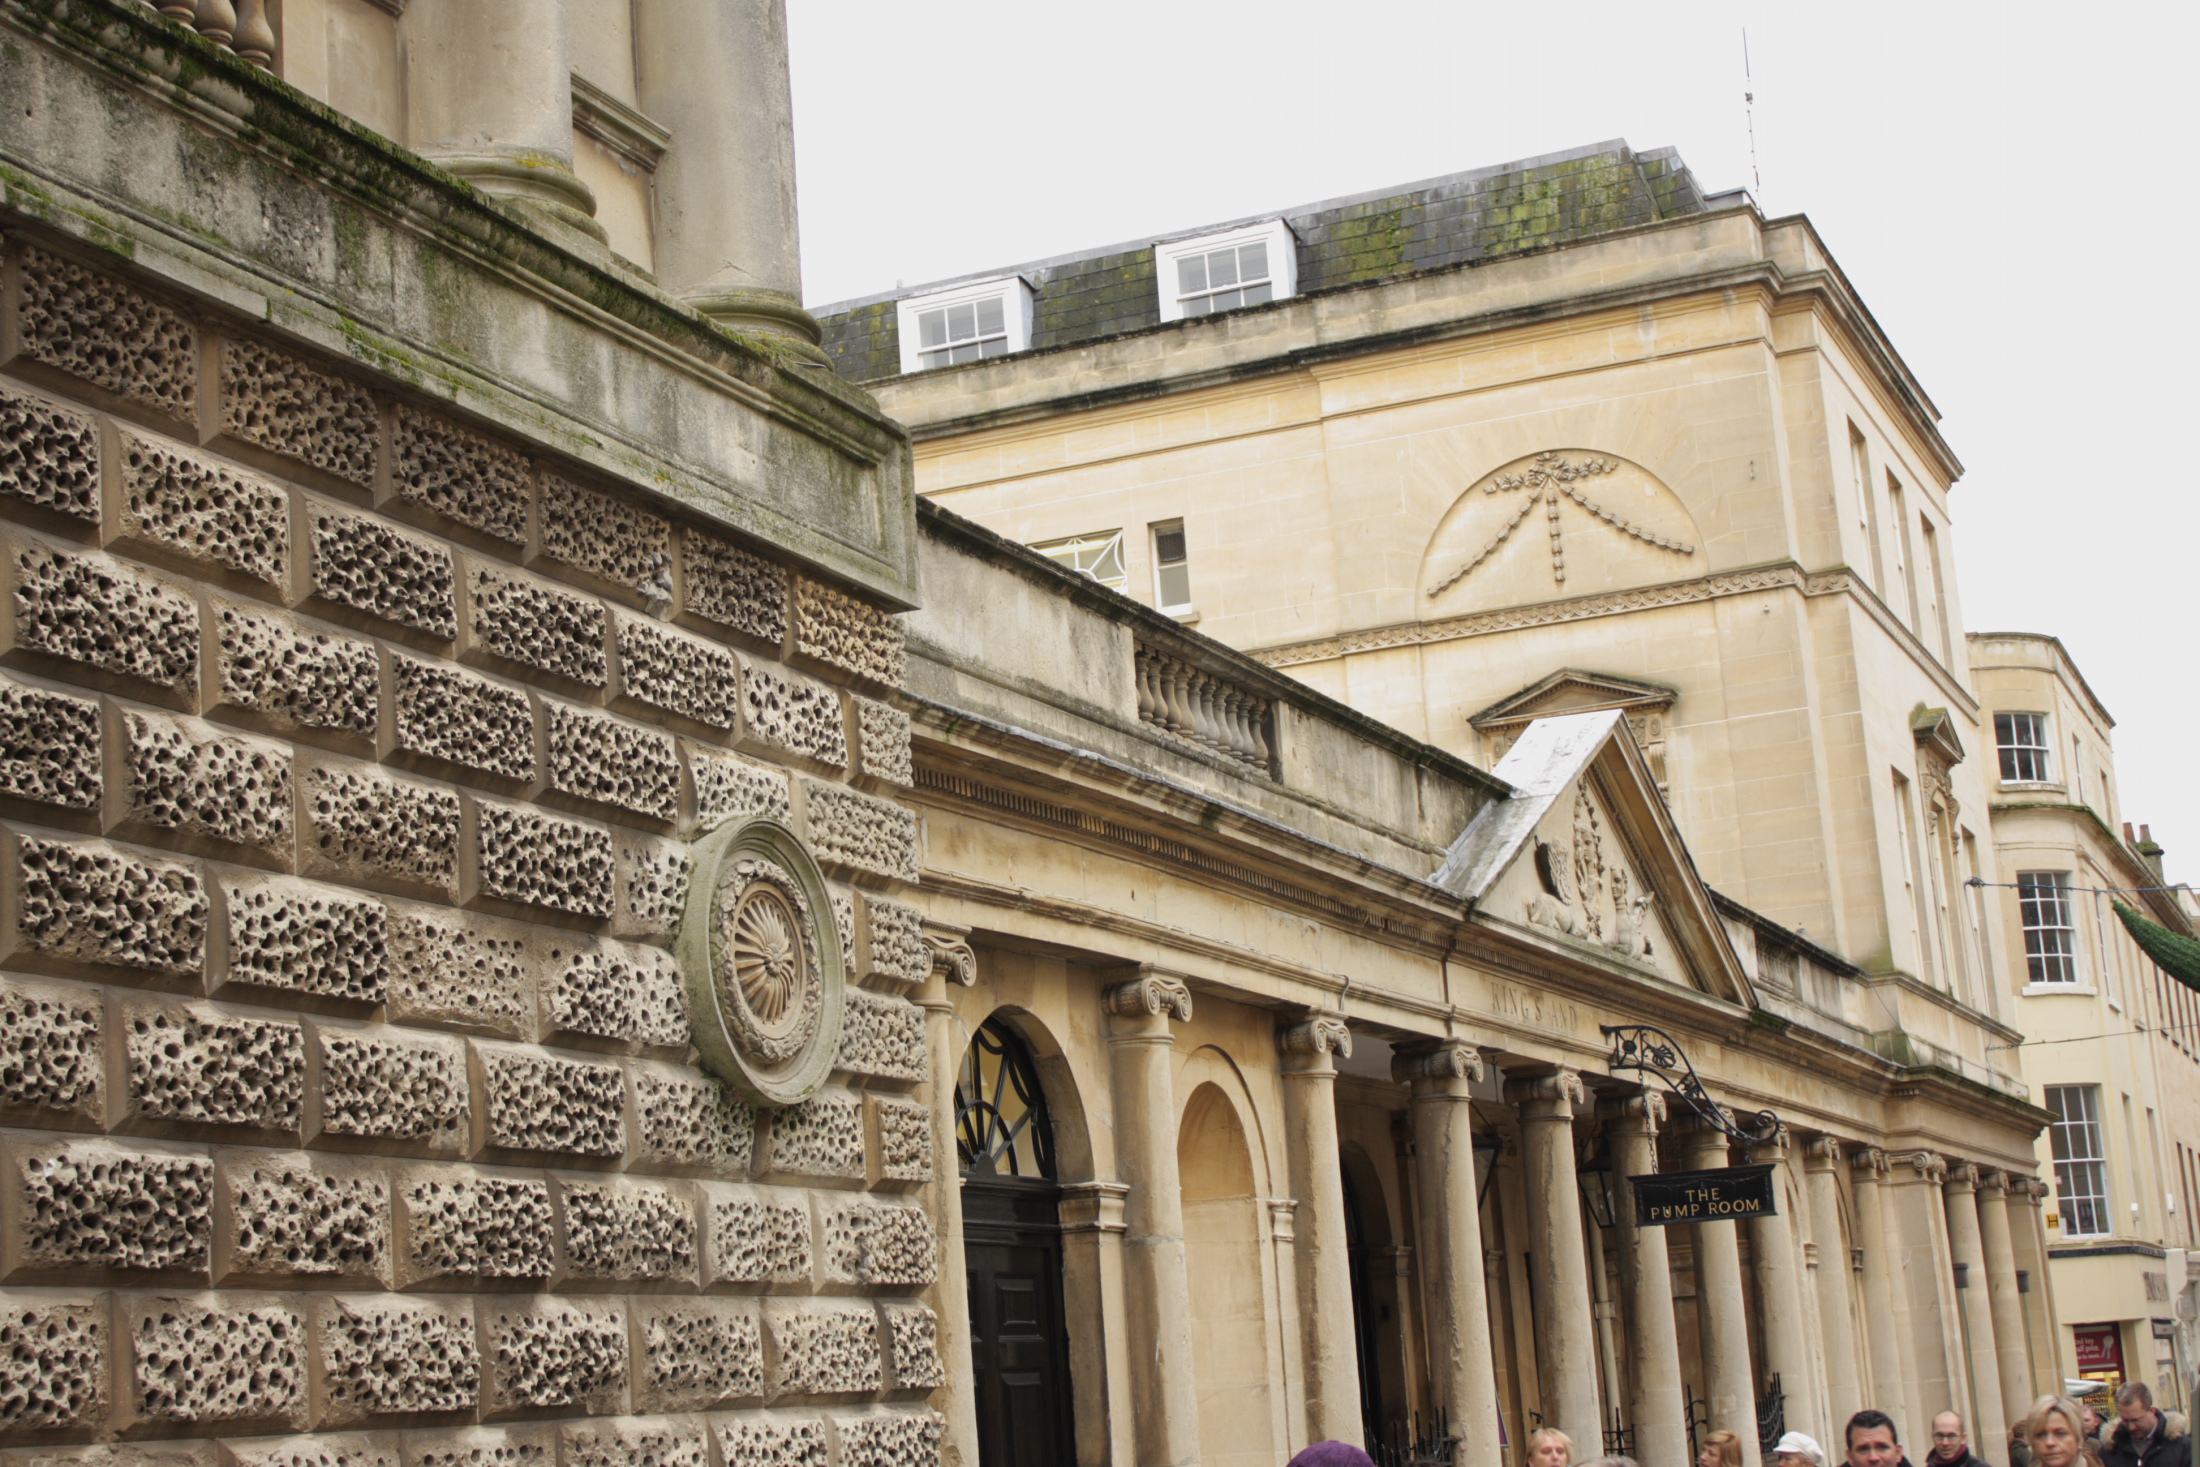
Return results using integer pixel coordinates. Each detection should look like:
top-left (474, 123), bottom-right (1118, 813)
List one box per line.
top-left (429, 151), bottom-right (610, 245)
top-left (686, 288), bottom-right (829, 359)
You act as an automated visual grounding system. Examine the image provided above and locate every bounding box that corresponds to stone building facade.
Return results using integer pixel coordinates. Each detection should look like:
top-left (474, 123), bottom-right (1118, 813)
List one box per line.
top-left (0, 10), bottom-right (2076, 1467)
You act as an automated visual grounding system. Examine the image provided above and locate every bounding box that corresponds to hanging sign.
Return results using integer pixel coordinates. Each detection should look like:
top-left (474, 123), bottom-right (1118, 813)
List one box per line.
top-left (1627, 1164), bottom-right (1777, 1226)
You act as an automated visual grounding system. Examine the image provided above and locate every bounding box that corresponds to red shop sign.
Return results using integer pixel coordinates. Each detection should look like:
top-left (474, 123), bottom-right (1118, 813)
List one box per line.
top-left (2073, 1324), bottom-right (2125, 1374)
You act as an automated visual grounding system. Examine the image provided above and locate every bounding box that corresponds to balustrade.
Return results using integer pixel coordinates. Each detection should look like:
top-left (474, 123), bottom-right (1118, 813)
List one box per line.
top-left (149, 0), bottom-right (275, 68)
top-left (1133, 643), bottom-right (1275, 772)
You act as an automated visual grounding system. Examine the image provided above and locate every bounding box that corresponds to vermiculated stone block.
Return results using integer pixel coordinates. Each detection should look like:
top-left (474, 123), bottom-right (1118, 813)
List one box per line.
top-left (556, 1178), bottom-right (696, 1284)
top-left (739, 665), bottom-right (845, 768)
top-left (759, 1090), bottom-right (865, 1181)
top-left (0, 1292), bottom-right (108, 1429)
top-left (800, 781), bottom-right (918, 885)
top-left (0, 974), bottom-right (103, 1126)
top-left (219, 874), bottom-right (389, 1004)
top-left (791, 577), bottom-right (903, 690)
top-left (0, 673), bottom-right (101, 814)
top-left (310, 508), bottom-right (457, 641)
top-left (311, 1025), bottom-right (468, 1154)
top-left (819, 1200), bottom-right (936, 1288)
top-left (219, 1153), bottom-right (389, 1285)
top-left (116, 710), bottom-right (294, 862)
top-left (480, 1298), bottom-right (626, 1416)
top-left (714, 1417), bottom-right (826, 1467)
top-left (386, 907), bottom-right (530, 1038)
top-left (544, 937), bottom-right (686, 1049)
top-left (123, 1296), bottom-right (305, 1427)
top-left (611, 831), bottom-right (689, 942)
top-left (471, 1043), bottom-right (624, 1159)
top-left (302, 762), bottom-right (461, 900)
top-left (545, 703), bottom-right (678, 824)
top-left (394, 1167), bottom-right (553, 1286)
top-left (5, 1139), bottom-right (212, 1275)
top-left (868, 1094), bottom-right (933, 1186)
top-left (680, 529), bottom-right (786, 645)
top-left (539, 476), bottom-right (671, 602)
top-left (468, 800), bottom-right (614, 921)
top-left (391, 404), bottom-right (530, 546)
top-left (314, 1295), bottom-right (479, 1424)
top-left (221, 338), bottom-right (378, 488)
top-left (860, 896), bottom-right (926, 988)
top-left (464, 563), bottom-right (606, 688)
top-left (0, 382), bottom-right (100, 526)
top-left (702, 1184), bottom-right (811, 1286)
top-left (831, 892), bottom-right (854, 972)
top-left (9, 833), bottom-right (207, 980)
top-left (612, 611), bottom-right (740, 732)
top-left (120, 999), bottom-right (303, 1136)
top-left (835, 989), bottom-right (925, 1085)
top-left (766, 1302), bottom-right (880, 1396)
top-left (387, 656), bottom-right (535, 785)
top-left (854, 699), bottom-right (912, 788)
top-left (210, 601), bottom-right (380, 744)
top-left (116, 428), bottom-right (289, 588)
top-left (560, 1418), bottom-right (707, 1467)
top-left (835, 1412), bottom-right (944, 1467)
top-left (686, 745), bottom-right (792, 832)
top-left (629, 1062), bottom-right (751, 1175)
top-left (5, 541), bottom-right (198, 702)
top-left (882, 1305), bottom-right (943, 1390)
top-left (633, 1302), bottom-right (761, 1411)
top-left (20, 247), bottom-right (196, 420)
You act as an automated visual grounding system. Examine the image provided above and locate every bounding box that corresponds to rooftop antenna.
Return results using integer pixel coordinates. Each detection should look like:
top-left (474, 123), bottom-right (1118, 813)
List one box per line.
top-left (1742, 28), bottom-right (1763, 202)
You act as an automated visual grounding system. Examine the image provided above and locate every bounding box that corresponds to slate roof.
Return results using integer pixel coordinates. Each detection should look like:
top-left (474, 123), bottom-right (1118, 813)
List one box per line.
top-left (814, 139), bottom-right (1719, 385)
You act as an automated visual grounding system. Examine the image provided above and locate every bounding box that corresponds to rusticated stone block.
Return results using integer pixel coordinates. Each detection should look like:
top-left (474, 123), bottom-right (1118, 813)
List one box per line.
top-left (210, 601), bottom-right (379, 745)
top-left (544, 938), bottom-right (686, 1050)
top-left (560, 1417), bottom-right (707, 1467)
top-left (7, 833), bottom-right (207, 981)
top-left (480, 1297), bottom-right (626, 1416)
top-left (405, 1426), bottom-right (554, 1467)
top-left (801, 782), bottom-right (919, 885)
top-left (611, 832), bottom-right (690, 942)
top-left (701, 1185), bottom-right (811, 1286)
top-left (612, 612), bottom-right (740, 733)
top-left (221, 338), bottom-right (377, 488)
top-left (20, 247), bottom-right (196, 419)
top-left (4, 1139), bottom-right (211, 1276)
top-left (0, 674), bottom-right (100, 816)
top-left (738, 665), bottom-right (845, 769)
top-left (835, 1412), bottom-right (944, 1467)
top-left (393, 1167), bottom-right (552, 1286)
top-left (555, 1178), bottom-right (696, 1285)
top-left (860, 897), bottom-right (926, 988)
top-left (629, 1063), bottom-right (752, 1175)
top-left (463, 562), bottom-right (607, 689)
top-left (301, 761), bottom-right (461, 901)
top-left (28, 1446), bottom-right (219, 1467)
top-left (680, 529), bottom-right (786, 646)
top-left (765, 1302), bottom-right (879, 1396)
top-left (386, 906), bottom-right (531, 1038)
top-left (310, 1025), bottom-right (468, 1154)
top-left (759, 1091), bottom-right (864, 1181)
top-left (114, 710), bottom-right (293, 862)
top-left (881, 1305), bottom-right (943, 1391)
top-left (386, 657), bottom-right (535, 785)
top-left (0, 382), bottom-right (100, 526)
top-left (713, 1416), bottom-right (826, 1467)
top-left (219, 874), bottom-right (388, 1004)
top-left (545, 703), bottom-right (678, 824)
top-left (867, 1095), bottom-right (933, 1187)
top-left (4, 541), bottom-right (198, 703)
top-left (313, 1295), bottom-right (479, 1424)
top-left (122, 1295), bottom-right (304, 1428)
top-left (218, 1153), bottom-right (388, 1285)
top-left (309, 508), bottom-right (457, 642)
top-left (391, 404), bottom-right (530, 546)
top-left (538, 476), bottom-right (672, 603)
top-left (0, 974), bottom-right (103, 1126)
top-left (791, 578), bottom-right (903, 690)
top-left (120, 999), bottom-right (303, 1136)
top-left (471, 1043), bottom-right (624, 1159)
top-left (633, 1301), bottom-right (762, 1411)
top-left (467, 800), bottom-right (614, 921)
top-left (222, 1431), bottom-right (403, 1467)
top-left (831, 892), bottom-right (854, 972)
top-left (819, 1199), bottom-right (936, 1289)
top-left (115, 428), bottom-right (289, 588)
top-left (0, 1291), bottom-right (108, 1430)
top-left (853, 700), bottom-right (912, 788)
top-left (834, 989), bottom-right (925, 1085)
top-left (686, 745), bottom-right (792, 833)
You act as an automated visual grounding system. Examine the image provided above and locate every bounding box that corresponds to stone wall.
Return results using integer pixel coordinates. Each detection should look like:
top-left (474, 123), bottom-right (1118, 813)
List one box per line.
top-left (0, 234), bottom-right (941, 1465)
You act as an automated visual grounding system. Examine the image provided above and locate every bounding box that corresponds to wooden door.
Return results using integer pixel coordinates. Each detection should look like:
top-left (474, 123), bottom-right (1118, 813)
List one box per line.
top-left (963, 1177), bottom-right (1075, 1467)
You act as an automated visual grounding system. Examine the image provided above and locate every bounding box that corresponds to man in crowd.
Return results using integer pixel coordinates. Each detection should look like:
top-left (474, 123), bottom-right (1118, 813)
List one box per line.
top-left (1848, 1410), bottom-right (1913, 1467)
top-left (1929, 1412), bottom-right (1992, 1467)
top-left (2102, 1383), bottom-right (2190, 1467)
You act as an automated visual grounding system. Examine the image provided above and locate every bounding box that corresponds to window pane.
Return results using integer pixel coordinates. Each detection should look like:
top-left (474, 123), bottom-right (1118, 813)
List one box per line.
top-left (1183, 294), bottom-right (1212, 316)
top-left (1155, 527), bottom-right (1187, 564)
top-left (950, 341), bottom-right (980, 364)
top-left (919, 309), bottom-right (948, 349)
top-left (1178, 256), bottom-right (1208, 295)
top-left (1212, 289), bottom-right (1241, 312)
top-left (1244, 282), bottom-right (1274, 306)
top-left (920, 348), bottom-right (951, 369)
top-left (1208, 247), bottom-right (1239, 288)
top-left (1238, 240), bottom-right (1268, 281)
top-left (975, 295), bottom-right (1005, 336)
top-left (981, 338), bottom-right (1008, 358)
top-left (1088, 537), bottom-right (1126, 587)
top-left (1158, 561), bottom-right (1191, 608)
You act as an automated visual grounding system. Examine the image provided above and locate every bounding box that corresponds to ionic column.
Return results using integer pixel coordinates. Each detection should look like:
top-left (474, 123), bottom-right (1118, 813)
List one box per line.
top-left (1681, 1119), bottom-right (1760, 1467)
top-left (1975, 1171), bottom-right (2033, 1447)
top-left (634, 0), bottom-right (821, 344)
top-left (1851, 1149), bottom-right (1915, 1444)
top-left (1606, 1094), bottom-right (1687, 1467)
top-left (1945, 1165), bottom-right (2007, 1455)
top-left (1887, 1152), bottom-right (1962, 1452)
top-left (1747, 1130), bottom-right (1822, 1446)
top-left (1804, 1138), bottom-right (1863, 1432)
top-left (1393, 1041), bottom-right (1504, 1467)
top-left (1105, 969), bottom-right (1200, 1467)
top-left (2004, 1179), bottom-right (2061, 1395)
top-left (406, 0), bottom-right (601, 237)
top-left (918, 928), bottom-right (980, 1467)
top-left (1507, 1068), bottom-right (1601, 1446)
top-left (1061, 1182), bottom-right (1136, 1467)
top-left (1280, 1015), bottom-right (1364, 1448)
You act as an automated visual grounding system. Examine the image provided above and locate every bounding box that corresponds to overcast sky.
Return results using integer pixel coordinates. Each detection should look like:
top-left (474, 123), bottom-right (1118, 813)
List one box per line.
top-left (788, 1), bottom-right (2199, 886)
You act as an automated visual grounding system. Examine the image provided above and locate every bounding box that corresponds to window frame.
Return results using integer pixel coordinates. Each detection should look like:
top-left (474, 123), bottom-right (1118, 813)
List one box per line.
top-left (1033, 528), bottom-right (1127, 591)
top-left (2044, 1083), bottom-right (2112, 1238)
top-left (895, 275), bottom-right (1036, 375)
top-left (1150, 519), bottom-right (1192, 614)
top-left (1994, 711), bottom-right (2055, 785)
top-left (1153, 220), bottom-right (1298, 324)
top-left (2017, 870), bottom-right (2082, 988)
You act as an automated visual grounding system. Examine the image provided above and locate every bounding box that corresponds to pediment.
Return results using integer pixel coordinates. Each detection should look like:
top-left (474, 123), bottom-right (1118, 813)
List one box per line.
top-left (1472, 670), bottom-right (1676, 790)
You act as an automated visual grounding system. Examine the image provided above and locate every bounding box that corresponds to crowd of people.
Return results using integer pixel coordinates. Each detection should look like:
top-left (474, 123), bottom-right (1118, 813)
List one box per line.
top-left (1282, 1380), bottom-right (2191, 1467)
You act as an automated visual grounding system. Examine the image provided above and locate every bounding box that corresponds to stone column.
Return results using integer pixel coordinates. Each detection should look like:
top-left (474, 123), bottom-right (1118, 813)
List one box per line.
top-left (1682, 1120), bottom-right (1761, 1467)
top-left (1887, 1152), bottom-right (1962, 1453)
top-left (1061, 1182), bottom-right (1136, 1467)
top-left (406, 0), bottom-right (601, 237)
top-left (1508, 1069), bottom-right (1601, 1446)
top-left (2005, 1179), bottom-right (2061, 1396)
top-left (1105, 969), bottom-right (1200, 1467)
top-left (1280, 1014), bottom-right (1364, 1449)
top-left (918, 928), bottom-right (980, 1467)
top-left (1606, 1094), bottom-right (1687, 1467)
top-left (634, 0), bottom-right (821, 344)
top-left (1851, 1149), bottom-right (1915, 1444)
top-left (1945, 1166), bottom-right (2007, 1453)
top-left (1976, 1172), bottom-right (2034, 1448)
top-left (1393, 1041), bottom-right (1504, 1467)
top-left (1748, 1130), bottom-right (1822, 1447)
top-left (1804, 1139), bottom-right (1863, 1432)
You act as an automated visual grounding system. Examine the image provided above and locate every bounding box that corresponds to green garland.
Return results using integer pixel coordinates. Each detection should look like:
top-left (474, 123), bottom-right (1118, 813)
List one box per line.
top-left (2112, 902), bottom-right (2200, 995)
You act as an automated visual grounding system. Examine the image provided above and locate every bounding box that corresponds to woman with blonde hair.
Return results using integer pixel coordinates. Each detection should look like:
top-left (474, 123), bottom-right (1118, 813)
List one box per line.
top-left (1700, 1432), bottom-right (1746, 1467)
top-left (2028, 1396), bottom-right (2091, 1467)
top-left (1527, 1428), bottom-right (1575, 1467)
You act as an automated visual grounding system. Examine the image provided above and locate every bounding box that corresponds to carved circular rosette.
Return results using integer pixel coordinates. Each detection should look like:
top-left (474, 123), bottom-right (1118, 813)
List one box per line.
top-left (676, 817), bottom-right (846, 1108)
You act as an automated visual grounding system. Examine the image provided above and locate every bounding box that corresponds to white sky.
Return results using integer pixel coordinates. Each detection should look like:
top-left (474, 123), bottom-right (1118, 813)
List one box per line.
top-left (789, 1), bottom-right (2200, 886)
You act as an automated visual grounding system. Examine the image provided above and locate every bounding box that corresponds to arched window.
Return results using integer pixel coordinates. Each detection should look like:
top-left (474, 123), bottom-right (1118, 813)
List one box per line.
top-left (955, 1017), bottom-right (1055, 1179)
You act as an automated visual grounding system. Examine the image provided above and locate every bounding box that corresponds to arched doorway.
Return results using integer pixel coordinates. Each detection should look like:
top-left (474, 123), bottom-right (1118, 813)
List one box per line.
top-left (1179, 1080), bottom-right (1278, 1467)
top-left (957, 1017), bottom-right (1076, 1467)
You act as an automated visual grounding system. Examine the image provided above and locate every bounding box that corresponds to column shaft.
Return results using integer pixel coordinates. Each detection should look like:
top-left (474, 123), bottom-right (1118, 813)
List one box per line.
top-left (1281, 1017), bottom-right (1364, 1448)
top-left (406, 0), bottom-right (598, 229)
top-left (1608, 1096), bottom-right (1687, 1467)
top-left (919, 938), bottom-right (980, 1467)
top-left (1804, 1140), bottom-right (1864, 1432)
top-left (1509, 1070), bottom-right (1601, 1445)
top-left (1944, 1166), bottom-right (2007, 1456)
top-left (1683, 1123), bottom-right (1761, 1467)
top-left (1886, 1152), bottom-right (1962, 1452)
top-left (1976, 1173), bottom-right (2033, 1450)
top-left (1748, 1134), bottom-right (1822, 1447)
top-left (2005, 1179), bottom-right (2062, 1400)
top-left (1852, 1151), bottom-right (1916, 1444)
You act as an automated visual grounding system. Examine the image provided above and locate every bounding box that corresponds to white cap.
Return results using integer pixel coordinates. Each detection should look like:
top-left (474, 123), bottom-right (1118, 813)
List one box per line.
top-left (1775, 1434), bottom-right (1826, 1467)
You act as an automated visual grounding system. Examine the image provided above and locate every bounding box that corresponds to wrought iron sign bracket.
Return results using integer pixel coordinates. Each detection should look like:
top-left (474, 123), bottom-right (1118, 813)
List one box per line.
top-left (1600, 1024), bottom-right (1779, 1144)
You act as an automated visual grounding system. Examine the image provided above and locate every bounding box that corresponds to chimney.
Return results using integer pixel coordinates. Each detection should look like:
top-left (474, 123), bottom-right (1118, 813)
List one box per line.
top-left (2133, 823), bottom-right (2165, 880)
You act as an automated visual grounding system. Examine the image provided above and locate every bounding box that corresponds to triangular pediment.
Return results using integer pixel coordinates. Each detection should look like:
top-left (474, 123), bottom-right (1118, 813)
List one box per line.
top-left (1469, 669), bottom-right (1677, 729)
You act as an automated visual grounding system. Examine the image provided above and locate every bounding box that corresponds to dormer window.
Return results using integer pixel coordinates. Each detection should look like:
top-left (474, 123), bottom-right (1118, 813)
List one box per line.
top-left (895, 277), bottom-right (1035, 373)
top-left (1154, 221), bottom-right (1298, 323)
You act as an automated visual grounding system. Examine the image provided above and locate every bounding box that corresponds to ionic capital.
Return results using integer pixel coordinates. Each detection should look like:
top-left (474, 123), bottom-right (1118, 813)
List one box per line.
top-left (1103, 969), bottom-right (1194, 1023)
top-left (1803, 1135), bottom-right (1847, 1172)
top-left (1849, 1146), bottom-right (1889, 1180)
top-left (1887, 1149), bottom-right (1947, 1183)
top-left (922, 924), bottom-right (977, 988)
top-left (1944, 1161), bottom-right (1981, 1193)
top-left (1976, 1168), bottom-right (2011, 1200)
top-left (1391, 1039), bottom-right (1485, 1086)
top-left (1279, 1014), bottom-right (1353, 1061)
top-left (1505, 1066), bottom-right (1586, 1117)
top-left (1746, 1124), bottom-right (1791, 1165)
top-left (1598, 1090), bottom-right (1667, 1133)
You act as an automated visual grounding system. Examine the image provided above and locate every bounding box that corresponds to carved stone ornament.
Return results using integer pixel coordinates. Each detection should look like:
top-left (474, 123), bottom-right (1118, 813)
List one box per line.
top-left (1391, 1040), bottom-right (1485, 1085)
top-left (924, 930), bottom-right (977, 987)
top-left (1280, 1015), bottom-right (1353, 1060)
top-left (676, 816), bottom-right (846, 1108)
top-left (1103, 972), bottom-right (1193, 1022)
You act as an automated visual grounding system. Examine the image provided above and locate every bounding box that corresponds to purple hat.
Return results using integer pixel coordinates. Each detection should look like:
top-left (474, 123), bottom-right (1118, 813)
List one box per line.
top-left (1288, 1444), bottom-right (1378, 1467)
